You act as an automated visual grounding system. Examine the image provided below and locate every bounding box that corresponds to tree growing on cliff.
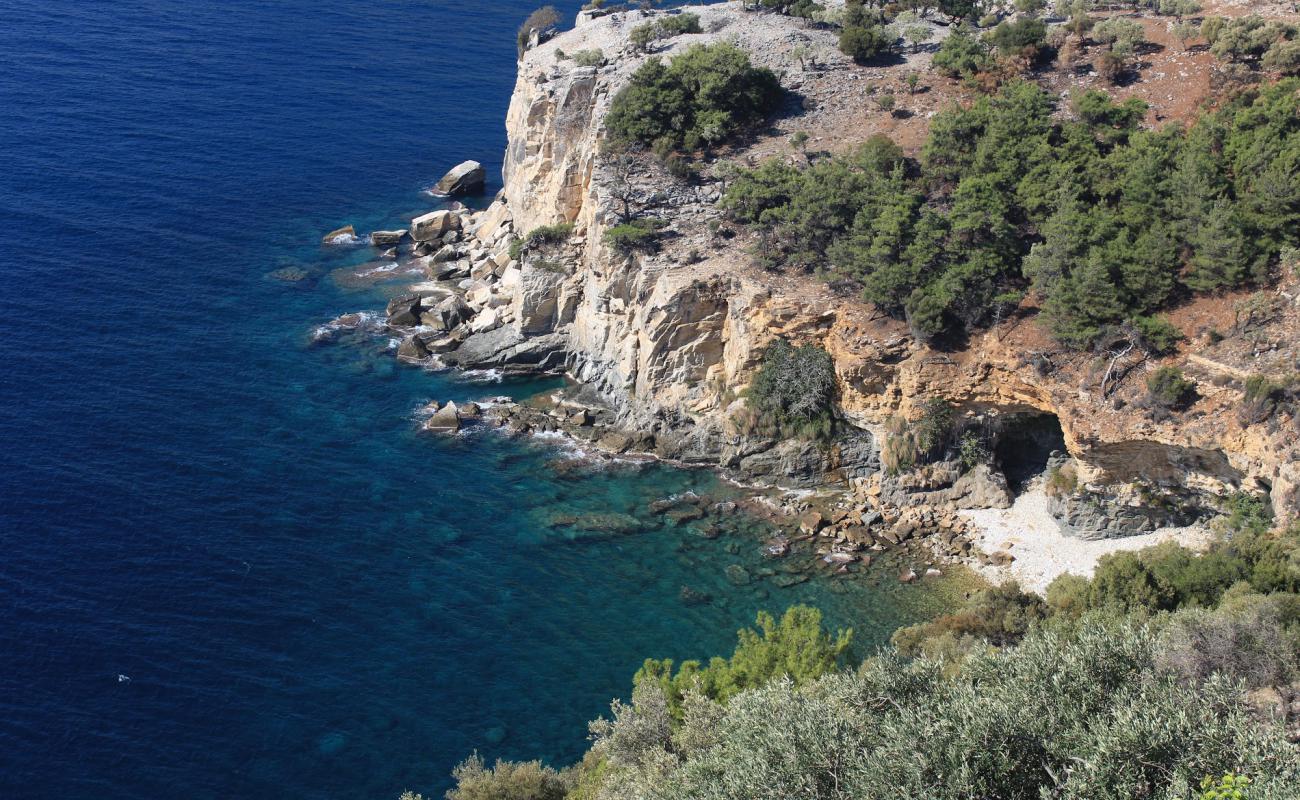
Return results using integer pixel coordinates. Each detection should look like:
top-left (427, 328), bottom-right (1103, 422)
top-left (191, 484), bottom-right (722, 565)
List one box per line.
top-left (605, 43), bottom-right (783, 153)
top-left (631, 606), bottom-right (852, 718)
top-left (517, 6), bottom-right (561, 57)
top-left (745, 338), bottom-right (838, 438)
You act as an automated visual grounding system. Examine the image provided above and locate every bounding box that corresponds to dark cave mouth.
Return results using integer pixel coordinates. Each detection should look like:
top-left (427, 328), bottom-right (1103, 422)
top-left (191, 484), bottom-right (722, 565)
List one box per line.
top-left (994, 413), bottom-right (1067, 493)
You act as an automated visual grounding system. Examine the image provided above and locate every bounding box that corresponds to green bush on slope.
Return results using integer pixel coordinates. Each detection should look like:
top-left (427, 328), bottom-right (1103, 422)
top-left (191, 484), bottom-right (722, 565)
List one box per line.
top-left (605, 43), bottom-right (782, 153)
top-left (720, 79), bottom-right (1300, 345)
top-left (587, 616), bottom-right (1300, 800)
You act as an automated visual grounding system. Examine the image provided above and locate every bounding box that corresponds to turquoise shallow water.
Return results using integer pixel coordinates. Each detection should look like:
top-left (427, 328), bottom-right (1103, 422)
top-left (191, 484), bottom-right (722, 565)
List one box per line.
top-left (0, 1), bottom-right (958, 798)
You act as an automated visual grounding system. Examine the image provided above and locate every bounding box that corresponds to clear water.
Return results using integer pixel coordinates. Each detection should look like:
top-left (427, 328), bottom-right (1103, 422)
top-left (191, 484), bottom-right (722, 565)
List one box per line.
top-left (0, 2), bottom-right (958, 798)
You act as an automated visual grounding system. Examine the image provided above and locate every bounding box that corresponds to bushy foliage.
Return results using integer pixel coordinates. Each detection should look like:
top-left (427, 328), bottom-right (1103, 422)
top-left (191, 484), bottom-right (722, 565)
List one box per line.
top-left (1147, 365), bottom-right (1196, 409)
top-left (605, 43), bottom-right (782, 152)
top-left (1044, 520), bottom-right (1300, 617)
top-left (570, 48), bottom-right (605, 67)
top-left (517, 6), bottom-right (561, 56)
top-left (519, 222), bottom-right (573, 252)
top-left (892, 581), bottom-right (1047, 659)
top-left (629, 13), bottom-right (702, 53)
top-left (1206, 15), bottom-right (1297, 64)
top-left (745, 339), bottom-right (837, 438)
top-left (723, 77), bottom-right (1300, 345)
top-left (439, 754), bottom-right (572, 800)
top-left (588, 618), bottom-right (1300, 800)
top-left (839, 23), bottom-right (895, 64)
top-left (632, 606), bottom-right (852, 717)
top-left (881, 397), bottom-right (955, 473)
top-left (602, 217), bottom-right (666, 255)
top-left (1155, 588), bottom-right (1300, 690)
top-left (987, 16), bottom-right (1048, 57)
top-left (931, 23), bottom-right (992, 78)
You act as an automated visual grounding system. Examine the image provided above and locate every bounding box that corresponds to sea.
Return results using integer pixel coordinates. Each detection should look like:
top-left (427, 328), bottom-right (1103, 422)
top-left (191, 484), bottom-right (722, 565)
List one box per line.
top-left (0, 2), bottom-right (957, 797)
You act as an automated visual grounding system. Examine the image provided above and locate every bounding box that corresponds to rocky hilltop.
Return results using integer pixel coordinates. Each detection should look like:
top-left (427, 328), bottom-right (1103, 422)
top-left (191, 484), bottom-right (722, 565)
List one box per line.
top-left (358, 2), bottom-right (1297, 570)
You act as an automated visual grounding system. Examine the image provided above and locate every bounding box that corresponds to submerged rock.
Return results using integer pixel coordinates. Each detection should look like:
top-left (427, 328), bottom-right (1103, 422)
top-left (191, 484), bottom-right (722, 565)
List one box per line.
top-left (267, 266), bottom-right (310, 282)
top-left (679, 585), bottom-right (712, 606)
top-left (321, 224), bottom-right (355, 244)
top-left (725, 564), bottom-right (751, 586)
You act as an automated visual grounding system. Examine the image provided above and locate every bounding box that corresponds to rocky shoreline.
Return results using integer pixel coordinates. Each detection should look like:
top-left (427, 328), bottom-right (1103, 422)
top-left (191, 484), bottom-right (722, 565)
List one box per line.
top-left (308, 2), bottom-right (1299, 594)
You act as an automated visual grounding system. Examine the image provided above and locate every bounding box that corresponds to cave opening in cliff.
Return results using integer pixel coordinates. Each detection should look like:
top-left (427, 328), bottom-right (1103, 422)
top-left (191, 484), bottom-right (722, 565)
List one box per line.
top-left (994, 413), bottom-right (1067, 493)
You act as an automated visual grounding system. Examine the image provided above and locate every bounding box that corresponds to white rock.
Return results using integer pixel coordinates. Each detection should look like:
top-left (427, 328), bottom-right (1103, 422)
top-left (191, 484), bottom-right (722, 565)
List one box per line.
top-left (411, 210), bottom-right (461, 242)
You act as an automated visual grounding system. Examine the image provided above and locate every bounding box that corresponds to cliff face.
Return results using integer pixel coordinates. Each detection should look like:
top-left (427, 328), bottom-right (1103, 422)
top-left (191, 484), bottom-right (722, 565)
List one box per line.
top-left (453, 5), bottom-right (1299, 529)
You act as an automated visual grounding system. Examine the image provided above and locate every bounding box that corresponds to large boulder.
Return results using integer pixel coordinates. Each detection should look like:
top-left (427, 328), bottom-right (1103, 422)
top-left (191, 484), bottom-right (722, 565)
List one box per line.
top-left (512, 266), bottom-right (566, 334)
top-left (411, 210), bottom-right (461, 242)
top-left (423, 402), bottom-right (461, 433)
top-left (369, 229), bottom-right (407, 246)
top-left (422, 294), bottom-right (472, 332)
top-left (386, 294), bottom-right (425, 327)
top-left (435, 160), bottom-right (486, 197)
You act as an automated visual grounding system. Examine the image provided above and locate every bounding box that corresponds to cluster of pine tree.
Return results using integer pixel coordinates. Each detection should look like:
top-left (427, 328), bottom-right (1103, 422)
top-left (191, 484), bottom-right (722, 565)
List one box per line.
top-left (722, 79), bottom-right (1300, 346)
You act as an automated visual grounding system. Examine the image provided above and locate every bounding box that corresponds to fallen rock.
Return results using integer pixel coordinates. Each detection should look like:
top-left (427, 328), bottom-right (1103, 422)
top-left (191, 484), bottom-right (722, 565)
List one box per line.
top-left (435, 160), bottom-right (486, 196)
top-left (988, 550), bottom-right (1016, 567)
top-left (369, 229), bottom-right (407, 246)
top-left (798, 511), bottom-right (826, 535)
top-left (397, 334), bottom-right (430, 360)
top-left (423, 402), bottom-right (460, 432)
top-left (899, 568), bottom-right (918, 584)
top-left (432, 244), bottom-right (461, 263)
top-left (322, 224), bottom-right (356, 244)
top-left (386, 294), bottom-right (424, 327)
top-left (411, 210), bottom-right (461, 242)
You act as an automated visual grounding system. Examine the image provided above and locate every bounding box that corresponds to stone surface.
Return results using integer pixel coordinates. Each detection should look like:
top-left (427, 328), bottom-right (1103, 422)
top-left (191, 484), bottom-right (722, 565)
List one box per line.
top-left (369, 229), bottom-right (407, 246)
top-left (434, 160), bottom-right (486, 197)
top-left (321, 224), bottom-right (355, 244)
top-left (423, 402), bottom-right (460, 433)
top-left (411, 210), bottom-right (461, 242)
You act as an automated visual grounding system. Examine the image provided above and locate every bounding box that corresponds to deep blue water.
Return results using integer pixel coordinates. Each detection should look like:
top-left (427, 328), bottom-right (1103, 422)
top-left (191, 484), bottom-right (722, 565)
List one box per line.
top-left (0, 2), bottom-right (955, 798)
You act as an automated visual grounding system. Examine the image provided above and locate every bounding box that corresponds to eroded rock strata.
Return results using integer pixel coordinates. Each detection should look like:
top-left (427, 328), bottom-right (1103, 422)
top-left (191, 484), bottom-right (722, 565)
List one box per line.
top-left (368, 5), bottom-right (1298, 545)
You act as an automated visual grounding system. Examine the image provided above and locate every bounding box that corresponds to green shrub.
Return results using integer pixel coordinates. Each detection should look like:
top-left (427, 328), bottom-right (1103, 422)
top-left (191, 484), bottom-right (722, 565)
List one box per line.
top-left (1146, 366), bottom-right (1196, 409)
top-left (957, 430), bottom-right (991, 471)
top-left (892, 581), bottom-right (1048, 658)
top-left (932, 24), bottom-right (991, 77)
top-left (1045, 461), bottom-right (1079, 497)
top-left (629, 13), bottom-right (702, 53)
top-left (1200, 773), bottom-right (1253, 800)
top-left (839, 24), bottom-right (895, 64)
top-left (721, 72), bottom-right (1300, 345)
top-left (746, 338), bottom-right (837, 437)
top-left (605, 43), bottom-right (782, 152)
top-left (441, 754), bottom-right (572, 800)
top-left (1220, 490), bottom-right (1273, 537)
top-left (602, 218), bottom-right (666, 255)
top-left (571, 48), bottom-right (605, 67)
top-left (517, 6), bottom-right (561, 56)
top-left (1209, 15), bottom-right (1296, 63)
top-left (1093, 17), bottom-right (1146, 52)
top-left (1130, 314), bottom-right (1183, 355)
top-left (987, 17), bottom-right (1047, 56)
top-left (633, 606), bottom-right (852, 718)
top-left (585, 617), bottom-right (1300, 800)
top-left (881, 397), bottom-right (955, 474)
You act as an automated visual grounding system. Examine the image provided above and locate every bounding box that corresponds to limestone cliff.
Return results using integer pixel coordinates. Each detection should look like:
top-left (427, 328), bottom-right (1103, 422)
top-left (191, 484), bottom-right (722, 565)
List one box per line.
top-left (429, 4), bottom-right (1298, 533)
